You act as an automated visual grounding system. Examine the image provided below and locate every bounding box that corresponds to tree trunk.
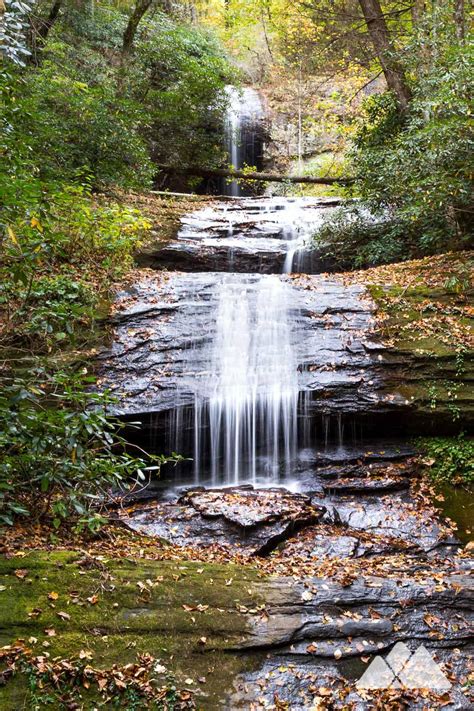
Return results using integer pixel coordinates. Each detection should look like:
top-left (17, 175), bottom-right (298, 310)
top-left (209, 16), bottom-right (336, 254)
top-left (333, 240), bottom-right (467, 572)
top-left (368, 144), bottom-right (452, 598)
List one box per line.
top-left (122, 0), bottom-right (153, 56)
top-left (454, 0), bottom-right (466, 41)
top-left (26, 0), bottom-right (63, 64)
top-left (37, 0), bottom-right (62, 43)
top-left (357, 0), bottom-right (412, 111)
top-left (410, 0), bottom-right (426, 25)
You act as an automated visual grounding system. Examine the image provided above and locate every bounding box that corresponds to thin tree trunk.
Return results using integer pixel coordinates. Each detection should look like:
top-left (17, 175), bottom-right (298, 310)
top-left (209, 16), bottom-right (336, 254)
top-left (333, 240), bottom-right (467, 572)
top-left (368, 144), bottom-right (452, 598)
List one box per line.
top-left (37, 0), bottom-right (62, 43)
top-left (357, 0), bottom-right (412, 111)
top-left (297, 63), bottom-right (303, 174)
top-left (454, 0), bottom-right (466, 41)
top-left (410, 0), bottom-right (425, 25)
top-left (27, 0), bottom-right (63, 64)
top-left (122, 0), bottom-right (153, 56)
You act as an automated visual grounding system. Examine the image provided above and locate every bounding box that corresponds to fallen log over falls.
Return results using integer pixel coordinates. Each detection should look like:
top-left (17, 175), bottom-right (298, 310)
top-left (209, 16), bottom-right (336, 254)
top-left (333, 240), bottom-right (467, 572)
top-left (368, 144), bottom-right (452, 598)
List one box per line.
top-left (155, 164), bottom-right (356, 186)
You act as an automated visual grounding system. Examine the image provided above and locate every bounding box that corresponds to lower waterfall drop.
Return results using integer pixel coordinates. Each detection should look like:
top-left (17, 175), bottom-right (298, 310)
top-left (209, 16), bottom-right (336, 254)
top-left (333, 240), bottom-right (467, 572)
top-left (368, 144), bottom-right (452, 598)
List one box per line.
top-left (193, 274), bottom-right (299, 484)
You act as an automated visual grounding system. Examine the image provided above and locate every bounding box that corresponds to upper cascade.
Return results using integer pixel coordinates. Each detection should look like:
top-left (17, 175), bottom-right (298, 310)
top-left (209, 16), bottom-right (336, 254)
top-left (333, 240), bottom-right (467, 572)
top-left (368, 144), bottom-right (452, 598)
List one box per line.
top-left (224, 86), bottom-right (265, 197)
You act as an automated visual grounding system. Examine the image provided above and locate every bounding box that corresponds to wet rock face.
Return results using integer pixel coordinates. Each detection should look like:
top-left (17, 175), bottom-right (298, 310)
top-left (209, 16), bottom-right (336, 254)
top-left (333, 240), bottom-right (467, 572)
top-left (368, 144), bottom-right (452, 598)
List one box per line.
top-left (98, 267), bottom-right (470, 437)
top-left (118, 453), bottom-right (456, 559)
top-left (97, 271), bottom-right (387, 421)
top-left (240, 572), bottom-right (473, 653)
top-left (115, 453), bottom-right (473, 709)
top-left (229, 589), bottom-right (473, 709)
top-left (120, 486), bottom-right (326, 557)
top-left (96, 193), bottom-right (474, 708)
top-left (136, 197), bottom-right (341, 274)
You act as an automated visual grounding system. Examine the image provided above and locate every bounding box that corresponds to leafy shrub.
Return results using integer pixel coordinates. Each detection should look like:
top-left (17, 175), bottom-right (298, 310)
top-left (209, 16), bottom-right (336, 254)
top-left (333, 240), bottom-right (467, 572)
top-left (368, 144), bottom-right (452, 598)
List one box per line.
top-left (0, 2), bottom-right (227, 532)
top-left (15, 275), bottom-right (97, 343)
top-left (0, 368), bottom-right (175, 529)
top-left (0, 4), bottom-right (232, 192)
top-left (0, 0), bottom-right (33, 65)
top-left (0, 184), bottom-right (150, 349)
top-left (130, 12), bottom-right (232, 171)
top-left (313, 42), bottom-right (474, 268)
top-left (0, 60), bottom-right (154, 190)
top-left (417, 435), bottom-right (474, 487)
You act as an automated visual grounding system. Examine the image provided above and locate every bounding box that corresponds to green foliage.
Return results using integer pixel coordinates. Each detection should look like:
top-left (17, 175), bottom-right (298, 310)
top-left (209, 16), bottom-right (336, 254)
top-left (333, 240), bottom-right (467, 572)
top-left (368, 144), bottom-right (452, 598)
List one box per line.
top-left (313, 40), bottom-right (473, 267)
top-left (128, 12), bottom-right (232, 170)
top-left (0, 0), bottom-right (33, 65)
top-left (0, 3), bottom-right (232, 192)
top-left (14, 275), bottom-right (97, 344)
top-left (314, 204), bottom-right (412, 268)
top-left (0, 183), bottom-right (150, 349)
top-left (0, 64), bottom-right (154, 191)
top-left (0, 368), bottom-right (176, 529)
top-left (417, 435), bottom-right (474, 487)
top-left (0, 2), bottom-right (231, 529)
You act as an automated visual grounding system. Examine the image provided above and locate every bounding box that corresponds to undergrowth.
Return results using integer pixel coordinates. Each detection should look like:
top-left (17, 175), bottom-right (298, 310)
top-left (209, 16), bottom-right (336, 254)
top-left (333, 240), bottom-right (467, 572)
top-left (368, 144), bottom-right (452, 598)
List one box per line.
top-left (417, 435), bottom-right (474, 487)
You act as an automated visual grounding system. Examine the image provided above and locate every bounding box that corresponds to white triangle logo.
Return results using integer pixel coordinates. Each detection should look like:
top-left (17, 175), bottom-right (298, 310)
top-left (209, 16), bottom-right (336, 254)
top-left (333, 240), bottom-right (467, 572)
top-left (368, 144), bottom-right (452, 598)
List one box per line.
top-left (399, 646), bottom-right (452, 690)
top-left (356, 643), bottom-right (452, 690)
top-left (356, 655), bottom-right (395, 689)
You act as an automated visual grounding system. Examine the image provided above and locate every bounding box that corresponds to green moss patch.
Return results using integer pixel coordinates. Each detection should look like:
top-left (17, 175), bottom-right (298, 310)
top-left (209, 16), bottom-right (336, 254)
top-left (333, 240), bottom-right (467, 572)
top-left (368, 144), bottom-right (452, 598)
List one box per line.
top-left (0, 552), bottom-right (265, 709)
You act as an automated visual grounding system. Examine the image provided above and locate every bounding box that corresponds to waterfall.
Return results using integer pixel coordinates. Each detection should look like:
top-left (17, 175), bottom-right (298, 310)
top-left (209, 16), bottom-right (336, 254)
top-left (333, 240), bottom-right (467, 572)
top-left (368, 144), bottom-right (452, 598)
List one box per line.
top-left (224, 87), bottom-right (264, 197)
top-left (192, 274), bottom-right (298, 484)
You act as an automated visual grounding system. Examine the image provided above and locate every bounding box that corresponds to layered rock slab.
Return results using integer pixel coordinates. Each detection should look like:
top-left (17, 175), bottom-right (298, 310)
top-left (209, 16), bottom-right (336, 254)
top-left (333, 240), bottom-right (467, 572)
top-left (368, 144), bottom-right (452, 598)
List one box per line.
top-left (136, 197), bottom-right (340, 274)
top-left (97, 271), bottom-right (395, 420)
top-left (120, 486), bottom-right (326, 556)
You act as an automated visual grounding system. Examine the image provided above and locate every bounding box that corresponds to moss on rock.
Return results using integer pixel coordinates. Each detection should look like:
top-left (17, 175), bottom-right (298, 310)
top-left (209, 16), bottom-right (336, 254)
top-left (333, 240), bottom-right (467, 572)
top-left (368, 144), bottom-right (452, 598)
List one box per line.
top-left (0, 552), bottom-right (265, 709)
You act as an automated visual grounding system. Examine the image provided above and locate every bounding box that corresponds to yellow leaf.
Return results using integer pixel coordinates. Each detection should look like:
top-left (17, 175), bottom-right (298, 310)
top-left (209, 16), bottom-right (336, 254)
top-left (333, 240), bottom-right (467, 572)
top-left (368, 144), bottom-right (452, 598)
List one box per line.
top-left (7, 226), bottom-right (18, 245)
top-left (30, 217), bottom-right (43, 232)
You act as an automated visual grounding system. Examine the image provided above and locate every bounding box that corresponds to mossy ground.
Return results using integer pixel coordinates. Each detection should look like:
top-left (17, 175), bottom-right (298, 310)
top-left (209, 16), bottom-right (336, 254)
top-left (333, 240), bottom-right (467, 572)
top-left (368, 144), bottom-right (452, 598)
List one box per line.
top-left (109, 190), bottom-right (210, 252)
top-left (0, 551), bottom-right (265, 709)
top-left (347, 252), bottom-right (474, 423)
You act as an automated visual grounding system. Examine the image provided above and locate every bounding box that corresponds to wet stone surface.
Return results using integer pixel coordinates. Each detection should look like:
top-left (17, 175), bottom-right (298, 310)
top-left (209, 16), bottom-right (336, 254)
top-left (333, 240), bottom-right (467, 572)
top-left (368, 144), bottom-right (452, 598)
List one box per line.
top-left (137, 197), bottom-right (341, 274)
top-left (99, 197), bottom-right (473, 708)
top-left (119, 453), bottom-right (459, 559)
top-left (114, 450), bottom-right (474, 708)
top-left (120, 486), bottom-right (326, 557)
top-left (97, 271), bottom-right (392, 419)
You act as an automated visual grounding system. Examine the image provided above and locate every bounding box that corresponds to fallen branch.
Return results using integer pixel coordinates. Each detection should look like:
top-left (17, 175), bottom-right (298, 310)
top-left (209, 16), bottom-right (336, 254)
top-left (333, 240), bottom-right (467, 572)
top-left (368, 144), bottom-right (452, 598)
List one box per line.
top-left (156, 165), bottom-right (356, 186)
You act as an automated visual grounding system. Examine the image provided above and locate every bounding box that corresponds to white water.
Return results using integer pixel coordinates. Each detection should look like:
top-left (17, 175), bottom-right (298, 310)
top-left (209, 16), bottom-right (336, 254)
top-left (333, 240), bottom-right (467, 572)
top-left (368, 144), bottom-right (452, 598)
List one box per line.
top-left (191, 274), bottom-right (298, 484)
top-left (224, 87), bottom-right (263, 197)
top-left (169, 89), bottom-right (338, 484)
top-left (177, 196), bottom-right (336, 273)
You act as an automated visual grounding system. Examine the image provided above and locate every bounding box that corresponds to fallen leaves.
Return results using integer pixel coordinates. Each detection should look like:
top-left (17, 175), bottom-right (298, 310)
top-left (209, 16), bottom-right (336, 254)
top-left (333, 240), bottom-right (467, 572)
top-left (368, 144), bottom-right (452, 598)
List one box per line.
top-left (28, 608), bottom-right (42, 619)
top-left (56, 611), bottom-right (71, 621)
top-left (182, 604), bottom-right (209, 613)
top-left (0, 644), bottom-right (195, 709)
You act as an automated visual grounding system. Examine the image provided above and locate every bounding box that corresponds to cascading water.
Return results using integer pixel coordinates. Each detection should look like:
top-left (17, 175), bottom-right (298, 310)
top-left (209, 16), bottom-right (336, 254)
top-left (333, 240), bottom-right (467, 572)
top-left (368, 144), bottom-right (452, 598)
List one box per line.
top-left (160, 90), bottom-right (340, 485)
top-left (190, 274), bottom-right (298, 484)
top-left (224, 87), bottom-right (264, 197)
